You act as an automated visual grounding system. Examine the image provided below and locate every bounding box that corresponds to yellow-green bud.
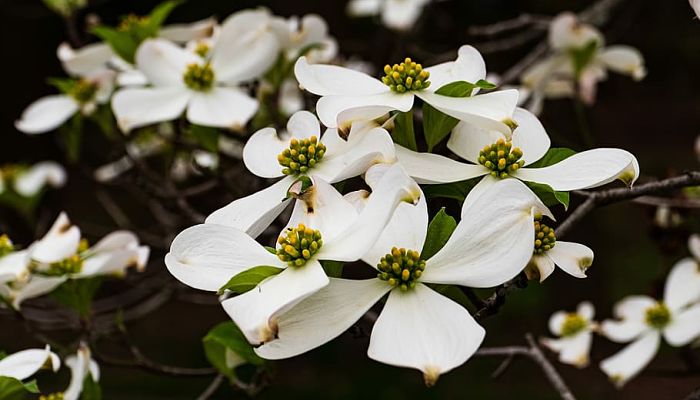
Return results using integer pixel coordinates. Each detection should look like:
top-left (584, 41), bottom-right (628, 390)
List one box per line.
top-left (276, 224), bottom-right (323, 267)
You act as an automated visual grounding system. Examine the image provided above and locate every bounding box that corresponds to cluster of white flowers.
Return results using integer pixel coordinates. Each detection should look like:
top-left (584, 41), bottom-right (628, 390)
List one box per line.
top-left (541, 235), bottom-right (700, 387)
top-left (0, 212), bottom-right (149, 309)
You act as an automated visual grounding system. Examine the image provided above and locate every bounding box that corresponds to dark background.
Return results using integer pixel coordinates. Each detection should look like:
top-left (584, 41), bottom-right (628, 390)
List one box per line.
top-left (1, 0), bottom-right (699, 398)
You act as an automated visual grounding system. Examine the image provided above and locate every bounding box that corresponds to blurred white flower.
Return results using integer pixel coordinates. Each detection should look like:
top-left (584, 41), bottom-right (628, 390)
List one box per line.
top-left (253, 177), bottom-right (550, 385)
top-left (112, 9), bottom-right (280, 132)
top-left (653, 205), bottom-right (683, 229)
top-left (166, 164), bottom-right (420, 345)
top-left (294, 45), bottom-right (518, 133)
top-left (690, 0), bottom-right (700, 19)
top-left (346, 0), bottom-right (431, 31)
top-left (0, 162), bottom-right (66, 197)
top-left (540, 302), bottom-right (596, 367)
top-left (271, 14), bottom-right (337, 63)
top-left (662, 235), bottom-right (700, 308)
top-left (205, 111), bottom-right (396, 238)
top-left (62, 344), bottom-right (99, 400)
top-left (0, 345), bottom-right (60, 380)
top-left (599, 260), bottom-right (700, 387)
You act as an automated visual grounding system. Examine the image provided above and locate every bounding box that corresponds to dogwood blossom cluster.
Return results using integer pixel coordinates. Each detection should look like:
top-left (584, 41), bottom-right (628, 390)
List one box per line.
top-left (541, 235), bottom-right (700, 387)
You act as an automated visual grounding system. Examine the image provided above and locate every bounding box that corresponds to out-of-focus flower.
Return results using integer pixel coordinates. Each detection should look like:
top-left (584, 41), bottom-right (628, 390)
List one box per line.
top-left (271, 14), bottom-right (337, 63)
top-left (690, 0), bottom-right (700, 19)
top-left (166, 164), bottom-right (420, 345)
top-left (599, 260), bottom-right (700, 387)
top-left (205, 111), bottom-right (396, 238)
top-left (521, 12), bottom-right (646, 112)
top-left (0, 162), bottom-right (66, 197)
top-left (662, 235), bottom-right (700, 308)
top-left (294, 45), bottom-right (518, 133)
top-left (653, 205), bottom-right (683, 229)
top-left (541, 302), bottom-right (596, 367)
top-left (526, 217), bottom-right (594, 282)
top-left (253, 177), bottom-right (550, 385)
top-left (0, 345), bottom-right (60, 380)
top-left (346, 0), bottom-right (431, 31)
top-left (112, 9), bottom-right (280, 132)
top-left (61, 344), bottom-right (99, 400)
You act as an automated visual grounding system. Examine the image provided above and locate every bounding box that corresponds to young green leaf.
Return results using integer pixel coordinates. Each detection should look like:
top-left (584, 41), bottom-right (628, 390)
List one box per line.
top-left (188, 124), bottom-right (220, 153)
top-left (570, 39), bottom-right (600, 78)
top-left (80, 375), bottom-right (102, 400)
top-left (51, 277), bottom-right (103, 319)
top-left (525, 181), bottom-right (570, 209)
top-left (202, 322), bottom-right (264, 382)
top-left (0, 376), bottom-right (38, 400)
top-left (392, 111), bottom-right (417, 151)
top-left (421, 208), bottom-right (457, 260)
top-left (320, 260), bottom-right (343, 278)
top-left (217, 266), bottom-right (283, 295)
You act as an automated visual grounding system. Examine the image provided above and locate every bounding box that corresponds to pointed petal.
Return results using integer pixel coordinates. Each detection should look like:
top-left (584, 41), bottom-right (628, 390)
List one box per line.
top-left (461, 175), bottom-right (497, 213)
top-left (187, 87), bottom-right (258, 130)
top-left (600, 331), bottom-right (660, 388)
top-left (316, 92), bottom-right (412, 129)
top-left (425, 45), bottom-right (486, 90)
top-left (31, 212), bottom-right (80, 264)
top-left (222, 260), bottom-right (329, 345)
top-left (242, 128), bottom-right (288, 178)
top-left (14, 161), bottom-right (67, 196)
top-left (15, 95), bottom-right (79, 134)
top-left (319, 164), bottom-right (421, 262)
top-left (205, 176), bottom-right (294, 238)
top-left (415, 89), bottom-right (519, 135)
top-left (57, 42), bottom-right (114, 77)
top-left (515, 148), bottom-right (640, 191)
top-left (0, 346), bottom-right (60, 380)
top-left (256, 278), bottom-right (390, 359)
top-left (368, 284), bottom-right (485, 384)
top-left (135, 38), bottom-right (199, 86)
top-left (159, 18), bottom-right (216, 43)
top-left (546, 241), bottom-right (594, 279)
top-left (663, 303), bottom-right (700, 346)
top-left (294, 56), bottom-right (388, 96)
top-left (511, 108), bottom-right (551, 166)
top-left (165, 223), bottom-right (284, 291)
top-left (394, 145), bottom-right (487, 184)
top-left (664, 258), bottom-right (700, 311)
top-left (598, 45), bottom-right (646, 80)
top-left (423, 179), bottom-right (551, 287)
top-left (111, 87), bottom-right (190, 132)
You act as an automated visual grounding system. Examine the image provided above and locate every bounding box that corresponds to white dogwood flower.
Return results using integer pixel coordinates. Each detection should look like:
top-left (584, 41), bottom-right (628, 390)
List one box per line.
top-left (252, 175), bottom-right (551, 385)
top-left (205, 111), bottom-right (396, 238)
top-left (112, 9), bottom-right (280, 132)
top-left (0, 345), bottom-right (60, 380)
top-left (166, 164), bottom-right (420, 345)
top-left (526, 217), bottom-right (594, 282)
top-left (599, 261), bottom-right (700, 387)
top-left (62, 344), bottom-right (100, 400)
top-left (0, 161), bottom-right (66, 197)
top-left (540, 302), bottom-right (596, 368)
top-left (662, 234), bottom-right (700, 310)
top-left (294, 45), bottom-right (519, 133)
top-left (396, 107), bottom-right (639, 201)
top-left (271, 14), bottom-right (337, 63)
top-left (346, 0), bottom-right (431, 31)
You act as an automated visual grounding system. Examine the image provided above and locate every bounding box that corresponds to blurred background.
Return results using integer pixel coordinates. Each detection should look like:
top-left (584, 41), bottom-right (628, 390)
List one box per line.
top-left (1, 0), bottom-right (699, 398)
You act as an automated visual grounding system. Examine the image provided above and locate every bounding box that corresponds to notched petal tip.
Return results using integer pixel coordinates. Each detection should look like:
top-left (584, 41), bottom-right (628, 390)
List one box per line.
top-left (422, 366), bottom-right (441, 387)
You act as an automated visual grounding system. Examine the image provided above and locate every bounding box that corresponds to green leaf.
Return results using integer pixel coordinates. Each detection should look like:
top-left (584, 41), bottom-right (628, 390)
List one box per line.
top-left (392, 111), bottom-right (417, 151)
top-left (91, 26), bottom-right (139, 64)
top-left (525, 181), bottom-right (570, 209)
top-left (188, 124), bottom-right (220, 153)
top-left (51, 277), bottom-right (103, 319)
top-left (203, 322), bottom-right (264, 381)
top-left (146, 0), bottom-right (183, 31)
top-left (47, 77), bottom-right (76, 94)
top-left (80, 375), bottom-right (101, 400)
top-left (527, 147), bottom-right (577, 168)
top-left (473, 79), bottom-right (497, 90)
top-left (422, 81), bottom-right (476, 152)
top-left (320, 260), bottom-right (343, 278)
top-left (22, 381), bottom-right (39, 394)
top-left (570, 39), bottom-right (600, 78)
top-left (217, 266), bottom-right (283, 295)
top-left (421, 208), bottom-right (457, 260)
top-left (0, 376), bottom-right (38, 400)
top-left (420, 177), bottom-right (482, 202)
top-left (61, 113), bottom-right (84, 163)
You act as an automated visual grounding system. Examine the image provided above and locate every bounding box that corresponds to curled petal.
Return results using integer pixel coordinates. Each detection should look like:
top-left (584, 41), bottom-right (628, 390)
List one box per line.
top-left (57, 42), bottom-right (113, 77)
top-left (0, 345), bottom-right (60, 380)
top-left (425, 45), bottom-right (486, 90)
top-left (598, 45), bottom-right (646, 80)
top-left (14, 161), bottom-right (66, 196)
top-left (15, 95), bottom-right (79, 135)
top-left (546, 241), bottom-right (594, 279)
top-left (316, 92), bottom-right (412, 129)
top-left (31, 212), bottom-right (81, 264)
top-left (294, 56), bottom-right (387, 96)
top-left (600, 331), bottom-right (660, 388)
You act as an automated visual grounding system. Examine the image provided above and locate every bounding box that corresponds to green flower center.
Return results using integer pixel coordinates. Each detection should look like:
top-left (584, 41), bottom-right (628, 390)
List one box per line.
top-left (276, 224), bottom-right (323, 267)
top-left (40, 393), bottom-right (65, 400)
top-left (278, 136), bottom-right (326, 176)
top-left (0, 234), bottom-right (14, 257)
top-left (194, 43), bottom-right (210, 58)
top-left (32, 239), bottom-right (89, 276)
top-left (381, 58), bottom-right (431, 93)
top-left (645, 302), bottom-right (671, 329)
top-left (377, 247), bottom-right (426, 291)
top-left (534, 218), bottom-right (556, 255)
top-left (478, 139), bottom-right (525, 179)
top-left (70, 79), bottom-right (98, 104)
top-left (560, 313), bottom-right (587, 337)
top-left (118, 14), bottom-right (150, 31)
top-left (183, 63), bottom-right (215, 92)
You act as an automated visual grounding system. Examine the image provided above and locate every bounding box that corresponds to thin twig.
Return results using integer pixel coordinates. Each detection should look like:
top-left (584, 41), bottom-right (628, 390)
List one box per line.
top-left (469, 14), bottom-right (551, 36)
top-left (196, 374), bottom-right (224, 400)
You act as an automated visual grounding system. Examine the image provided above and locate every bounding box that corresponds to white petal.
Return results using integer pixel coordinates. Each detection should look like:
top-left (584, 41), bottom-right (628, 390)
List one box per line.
top-left (423, 179), bottom-right (551, 287)
top-left (598, 45), bottom-right (646, 80)
top-left (548, 311), bottom-right (567, 336)
top-left (514, 148), bottom-right (640, 191)
top-left (205, 176), bottom-right (294, 238)
top-left (64, 345), bottom-right (95, 400)
top-left (394, 145), bottom-right (487, 184)
top-left (314, 127), bottom-right (396, 182)
top-left (165, 223), bottom-right (284, 292)
top-left (0, 346), bottom-right (60, 380)
top-left (222, 260), bottom-right (329, 345)
top-left (542, 332), bottom-right (592, 368)
top-left (415, 89), bottom-right (519, 135)
top-left (187, 87), bottom-right (258, 130)
top-left (14, 161), bottom-right (67, 196)
top-left (319, 164), bottom-right (420, 262)
top-left (578, 301), bottom-right (595, 321)
top-left (256, 278), bottom-right (390, 359)
top-left (663, 303), bottom-right (700, 346)
top-left (368, 284), bottom-right (485, 384)
top-left (689, 234), bottom-right (700, 260)
top-left (111, 87), bottom-right (190, 132)
top-left (664, 258), bottom-right (700, 311)
top-left (88, 231), bottom-right (139, 253)
top-left (546, 241), bottom-right (594, 279)
top-left (242, 128), bottom-right (289, 178)
top-left (316, 92), bottom-right (412, 129)
top-left (286, 110), bottom-right (321, 139)
top-left (425, 45), bottom-right (486, 90)
top-left (692, 0), bottom-right (700, 18)
top-left (599, 331), bottom-right (660, 388)
top-left (135, 38), bottom-right (199, 87)
top-left (613, 295), bottom-right (657, 320)
top-left (549, 12), bottom-right (603, 50)
top-left (7, 275), bottom-right (67, 309)
top-left (0, 251), bottom-right (30, 284)
top-left (346, 0), bottom-right (382, 16)
top-left (530, 254), bottom-right (556, 282)
top-left (80, 247), bottom-right (145, 277)
top-left (511, 108), bottom-right (551, 166)
top-left (159, 18), bottom-right (216, 43)
top-left (294, 56), bottom-right (388, 96)
top-left (57, 42), bottom-right (114, 77)
top-left (278, 79), bottom-right (305, 115)
top-left (15, 95), bottom-right (79, 135)
top-left (116, 69), bottom-right (149, 87)
top-left (31, 212), bottom-right (80, 264)
top-left (381, 0), bottom-right (426, 30)
top-left (461, 175), bottom-right (496, 211)
top-left (447, 121), bottom-right (504, 164)
top-left (600, 319), bottom-right (648, 343)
